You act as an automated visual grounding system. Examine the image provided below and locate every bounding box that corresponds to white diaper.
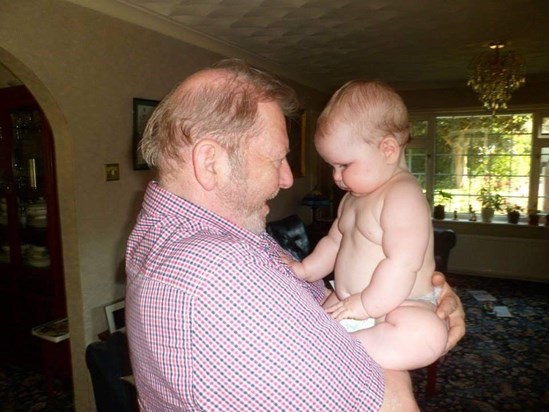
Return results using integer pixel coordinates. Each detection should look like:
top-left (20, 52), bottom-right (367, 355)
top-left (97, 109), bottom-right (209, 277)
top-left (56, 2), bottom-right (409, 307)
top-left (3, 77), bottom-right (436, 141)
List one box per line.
top-left (411, 286), bottom-right (442, 306)
top-left (330, 282), bottom-right (441, 332)
top-left (339, 318), bottom-right (375, 333)
top-left (329, 281), bottom-right (376, 333)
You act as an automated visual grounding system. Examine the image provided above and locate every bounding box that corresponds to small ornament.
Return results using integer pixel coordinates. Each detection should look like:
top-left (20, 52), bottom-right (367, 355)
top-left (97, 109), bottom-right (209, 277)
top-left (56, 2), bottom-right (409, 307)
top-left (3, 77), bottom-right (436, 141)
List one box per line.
top-left (468, 205), bottom-right (477, 221)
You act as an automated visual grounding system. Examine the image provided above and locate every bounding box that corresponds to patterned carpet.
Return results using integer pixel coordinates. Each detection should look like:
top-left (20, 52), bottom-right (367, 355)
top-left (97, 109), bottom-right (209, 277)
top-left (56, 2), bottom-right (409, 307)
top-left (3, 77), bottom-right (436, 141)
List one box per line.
top-left (0, 362), bottom-right (73, 411)
top-left (411, 274), bottom-right (549, 412)
top-left (0, 274), bottom-right (547, 411)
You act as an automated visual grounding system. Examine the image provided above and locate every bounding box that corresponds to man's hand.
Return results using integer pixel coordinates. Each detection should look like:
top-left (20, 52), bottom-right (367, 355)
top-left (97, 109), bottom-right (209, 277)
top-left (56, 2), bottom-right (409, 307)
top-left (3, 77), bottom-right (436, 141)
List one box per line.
top-left (380, 370), bottom-right (419, 412)
top-left (325, 293), bottom-right (369, 321)
top-left (432, 272), bottom-right (465, 354)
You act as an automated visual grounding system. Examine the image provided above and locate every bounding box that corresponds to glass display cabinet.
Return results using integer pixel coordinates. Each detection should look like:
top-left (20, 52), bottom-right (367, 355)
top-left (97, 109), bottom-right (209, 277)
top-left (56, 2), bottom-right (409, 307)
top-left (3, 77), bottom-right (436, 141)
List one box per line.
top-left (0, 85), bottom-right (67, 370)
top-left (2, 108), bottom-right (50, 267)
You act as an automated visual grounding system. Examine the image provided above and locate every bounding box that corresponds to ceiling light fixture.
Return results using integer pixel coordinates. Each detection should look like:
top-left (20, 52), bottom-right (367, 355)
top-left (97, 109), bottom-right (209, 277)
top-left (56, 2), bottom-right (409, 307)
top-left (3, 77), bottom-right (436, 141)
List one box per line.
top-left (467, 42), bottom-right (526, 115)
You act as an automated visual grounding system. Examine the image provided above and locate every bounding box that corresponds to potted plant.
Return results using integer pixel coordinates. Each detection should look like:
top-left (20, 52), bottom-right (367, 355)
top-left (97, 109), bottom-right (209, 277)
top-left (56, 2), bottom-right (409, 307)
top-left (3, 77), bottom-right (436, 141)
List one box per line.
top-left (433, 190), bottom-right (453, 220)
top-left (504, 202), bottom-right (523, 224)
top-left (477, 187), bottom-right (503, 223)
top-left (528, 209), bottom-right (540, 226)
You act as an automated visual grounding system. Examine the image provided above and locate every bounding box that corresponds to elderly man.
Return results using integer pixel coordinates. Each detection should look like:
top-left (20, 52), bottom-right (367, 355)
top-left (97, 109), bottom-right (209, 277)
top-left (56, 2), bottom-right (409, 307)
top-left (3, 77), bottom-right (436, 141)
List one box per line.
top-left (126, 59), bottom-right (464, 411)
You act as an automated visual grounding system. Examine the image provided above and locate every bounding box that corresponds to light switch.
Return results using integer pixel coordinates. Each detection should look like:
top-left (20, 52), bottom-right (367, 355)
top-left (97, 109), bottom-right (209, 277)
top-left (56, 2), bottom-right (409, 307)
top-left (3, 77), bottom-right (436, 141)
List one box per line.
top-left (105, 163), bottom-right (120, 181)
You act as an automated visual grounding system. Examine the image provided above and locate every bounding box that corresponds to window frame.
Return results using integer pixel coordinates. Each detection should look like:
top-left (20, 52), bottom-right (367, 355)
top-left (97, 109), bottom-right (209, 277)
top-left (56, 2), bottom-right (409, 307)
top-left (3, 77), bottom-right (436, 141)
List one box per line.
top-left (409, 107), bottom-right (549, 225)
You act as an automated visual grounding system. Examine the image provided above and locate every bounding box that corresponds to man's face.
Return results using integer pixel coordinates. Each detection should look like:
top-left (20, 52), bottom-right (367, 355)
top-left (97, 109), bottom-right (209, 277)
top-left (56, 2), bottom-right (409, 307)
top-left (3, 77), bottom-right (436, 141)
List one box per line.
top-left (220, 101), bottom-right (294, 234)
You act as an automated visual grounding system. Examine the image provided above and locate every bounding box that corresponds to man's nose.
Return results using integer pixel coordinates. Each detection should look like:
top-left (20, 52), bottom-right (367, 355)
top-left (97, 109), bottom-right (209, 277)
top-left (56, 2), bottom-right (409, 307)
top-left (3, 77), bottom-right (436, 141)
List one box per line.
top-left (279, 159), bottom-right (294, 189)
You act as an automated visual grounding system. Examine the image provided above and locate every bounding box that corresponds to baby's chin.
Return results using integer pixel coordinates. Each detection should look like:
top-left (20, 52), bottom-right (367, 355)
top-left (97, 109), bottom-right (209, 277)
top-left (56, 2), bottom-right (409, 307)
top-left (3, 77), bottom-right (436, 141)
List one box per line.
top-left (336, 183), bottom-right (350, 192)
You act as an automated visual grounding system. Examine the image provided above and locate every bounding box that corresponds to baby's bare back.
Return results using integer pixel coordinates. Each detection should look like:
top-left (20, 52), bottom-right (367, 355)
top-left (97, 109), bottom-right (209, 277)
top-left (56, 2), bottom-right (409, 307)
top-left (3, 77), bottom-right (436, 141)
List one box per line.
top-left (333, 174), bottom-right (435, 302)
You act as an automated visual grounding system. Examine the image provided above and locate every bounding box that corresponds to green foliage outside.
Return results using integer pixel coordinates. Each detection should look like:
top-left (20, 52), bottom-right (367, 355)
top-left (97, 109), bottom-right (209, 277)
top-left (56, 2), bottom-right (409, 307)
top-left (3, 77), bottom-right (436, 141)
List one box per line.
top-left (433, 114), bottom-right (532, 214)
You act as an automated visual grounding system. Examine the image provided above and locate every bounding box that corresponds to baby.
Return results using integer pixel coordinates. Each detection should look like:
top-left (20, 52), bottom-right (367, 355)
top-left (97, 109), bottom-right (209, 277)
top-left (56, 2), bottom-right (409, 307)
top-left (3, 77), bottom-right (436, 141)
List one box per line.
top-left (290, 80), bottom-right (447, 370)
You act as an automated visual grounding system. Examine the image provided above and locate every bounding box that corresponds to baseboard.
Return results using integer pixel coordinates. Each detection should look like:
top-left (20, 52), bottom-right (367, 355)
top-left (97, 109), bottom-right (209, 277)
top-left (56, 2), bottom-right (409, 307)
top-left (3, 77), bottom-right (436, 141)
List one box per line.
top-left (447, 269), bottom-right (549, 283)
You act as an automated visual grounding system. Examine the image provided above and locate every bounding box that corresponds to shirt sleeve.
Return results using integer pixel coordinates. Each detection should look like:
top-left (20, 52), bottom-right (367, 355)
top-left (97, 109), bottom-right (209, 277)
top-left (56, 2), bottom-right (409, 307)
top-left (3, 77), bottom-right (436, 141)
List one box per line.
top-left (191, 245), bottom-right (384, 411)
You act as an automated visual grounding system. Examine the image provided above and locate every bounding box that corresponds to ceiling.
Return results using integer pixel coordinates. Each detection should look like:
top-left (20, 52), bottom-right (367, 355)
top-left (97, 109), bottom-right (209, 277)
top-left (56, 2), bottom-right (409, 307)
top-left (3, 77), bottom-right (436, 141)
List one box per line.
top-left (50, 1), bottom-right (549, 93)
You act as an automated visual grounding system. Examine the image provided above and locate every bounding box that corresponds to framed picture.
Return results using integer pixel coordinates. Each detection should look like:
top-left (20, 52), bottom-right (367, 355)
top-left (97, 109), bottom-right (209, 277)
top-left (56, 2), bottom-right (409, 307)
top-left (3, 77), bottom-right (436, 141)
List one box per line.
top-left (105, 300), bottom-right (126, 333)
top-left (133, 98), bottom-right (159, 170)
top-left (286, 110), bottom-right (307, 178)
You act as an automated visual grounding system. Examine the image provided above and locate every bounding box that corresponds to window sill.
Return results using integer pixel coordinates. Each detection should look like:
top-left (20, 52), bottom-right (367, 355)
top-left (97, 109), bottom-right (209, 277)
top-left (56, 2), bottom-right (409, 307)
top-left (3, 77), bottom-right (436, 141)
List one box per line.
top-left (432, 219), bottom-right (549, 240)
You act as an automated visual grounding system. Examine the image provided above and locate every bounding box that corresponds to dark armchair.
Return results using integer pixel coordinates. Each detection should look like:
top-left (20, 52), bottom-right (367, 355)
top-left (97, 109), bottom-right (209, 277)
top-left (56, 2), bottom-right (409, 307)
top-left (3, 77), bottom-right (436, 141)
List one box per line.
top-left (86, 331), bottom-right (137, 412)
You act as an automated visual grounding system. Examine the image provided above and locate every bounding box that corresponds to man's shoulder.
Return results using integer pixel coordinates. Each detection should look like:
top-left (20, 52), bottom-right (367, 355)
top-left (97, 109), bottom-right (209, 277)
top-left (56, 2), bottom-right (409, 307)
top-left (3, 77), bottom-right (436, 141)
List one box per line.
top-left (177, 229), bottom-right (258, 261)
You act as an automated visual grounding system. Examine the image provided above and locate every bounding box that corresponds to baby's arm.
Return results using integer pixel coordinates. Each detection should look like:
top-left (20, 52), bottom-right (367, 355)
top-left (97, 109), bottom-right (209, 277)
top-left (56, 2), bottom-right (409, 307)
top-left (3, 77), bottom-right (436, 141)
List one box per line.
top-left (289, 219), bottom-right (342, 282)
top-left (360, 180), bottom-right (431, 318)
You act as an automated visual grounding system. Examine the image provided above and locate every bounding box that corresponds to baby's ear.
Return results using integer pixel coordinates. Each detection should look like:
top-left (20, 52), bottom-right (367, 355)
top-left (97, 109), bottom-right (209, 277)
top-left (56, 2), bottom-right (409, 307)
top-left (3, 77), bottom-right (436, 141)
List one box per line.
top-left (379, 136), bottom-right (401, 164)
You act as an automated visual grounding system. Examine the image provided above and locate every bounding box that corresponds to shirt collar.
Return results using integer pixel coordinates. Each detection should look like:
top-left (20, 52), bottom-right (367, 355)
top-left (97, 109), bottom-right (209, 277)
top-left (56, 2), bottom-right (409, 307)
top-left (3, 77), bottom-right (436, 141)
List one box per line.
top-left (143, 180), bottom-right (272, 249)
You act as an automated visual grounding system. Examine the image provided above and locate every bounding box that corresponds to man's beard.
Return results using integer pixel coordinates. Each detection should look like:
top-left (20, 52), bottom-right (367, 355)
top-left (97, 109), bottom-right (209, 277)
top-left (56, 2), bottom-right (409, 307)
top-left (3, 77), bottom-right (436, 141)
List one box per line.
top-left (219, 159), bottom-right (277, 235)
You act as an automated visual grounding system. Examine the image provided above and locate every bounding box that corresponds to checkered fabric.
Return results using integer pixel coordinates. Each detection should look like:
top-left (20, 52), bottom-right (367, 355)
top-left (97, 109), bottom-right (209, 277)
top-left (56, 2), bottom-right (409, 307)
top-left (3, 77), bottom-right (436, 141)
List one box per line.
top-left (125, 181), bottom-right (384, 411)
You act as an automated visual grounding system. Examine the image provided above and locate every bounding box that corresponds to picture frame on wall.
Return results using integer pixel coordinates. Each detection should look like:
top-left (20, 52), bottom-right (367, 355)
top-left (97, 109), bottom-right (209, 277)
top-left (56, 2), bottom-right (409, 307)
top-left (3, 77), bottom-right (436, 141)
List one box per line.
top-left (286, 110), bottom-right (307, 178)
top-left (133, 98), bottom-right (159, 170)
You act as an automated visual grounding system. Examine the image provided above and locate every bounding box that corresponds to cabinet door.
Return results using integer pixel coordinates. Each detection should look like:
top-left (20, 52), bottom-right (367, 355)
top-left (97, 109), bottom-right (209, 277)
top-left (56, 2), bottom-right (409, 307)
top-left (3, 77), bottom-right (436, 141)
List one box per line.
top-left (0, 108), bottom-right (14, 264)
top-left (11, 108), bottom-right (51, 269)
top-left (0, 86), bottom-right (67, 371)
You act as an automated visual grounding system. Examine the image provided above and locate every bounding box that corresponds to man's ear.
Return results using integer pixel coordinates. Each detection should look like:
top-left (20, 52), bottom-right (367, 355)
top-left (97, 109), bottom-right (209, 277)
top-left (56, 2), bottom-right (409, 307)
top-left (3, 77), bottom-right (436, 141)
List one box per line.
top-left (192, 140), bottom-right (224, 191)
top-left (379, 136), bottom-right (401, 164)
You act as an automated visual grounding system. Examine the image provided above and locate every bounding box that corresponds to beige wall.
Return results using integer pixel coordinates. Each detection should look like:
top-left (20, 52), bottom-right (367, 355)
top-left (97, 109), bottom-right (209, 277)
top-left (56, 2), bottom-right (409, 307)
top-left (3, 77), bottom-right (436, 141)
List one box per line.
top-left (0, 0), bottom-right (327, 410)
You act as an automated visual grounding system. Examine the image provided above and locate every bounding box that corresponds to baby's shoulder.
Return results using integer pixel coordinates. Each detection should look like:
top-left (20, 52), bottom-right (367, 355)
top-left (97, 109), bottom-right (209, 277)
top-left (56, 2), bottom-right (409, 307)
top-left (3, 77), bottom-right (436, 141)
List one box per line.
top-left (388, 172), bottom-right (423, 193)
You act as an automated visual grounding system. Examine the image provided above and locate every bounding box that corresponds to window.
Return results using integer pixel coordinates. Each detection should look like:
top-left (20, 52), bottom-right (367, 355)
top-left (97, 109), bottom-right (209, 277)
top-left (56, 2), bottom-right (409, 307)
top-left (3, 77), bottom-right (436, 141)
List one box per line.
top-left (406, 119), bottom-right (431, 192)
top-left (409, 111), bottom-right (549, 220)
top-left (538, 147), bottom-right (549, 212)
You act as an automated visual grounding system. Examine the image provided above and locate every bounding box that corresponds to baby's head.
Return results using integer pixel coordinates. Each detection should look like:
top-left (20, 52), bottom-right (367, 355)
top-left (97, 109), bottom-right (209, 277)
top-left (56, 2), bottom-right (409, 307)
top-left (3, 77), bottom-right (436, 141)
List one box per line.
top-left (315, 81), bottom-right (411, 195)
top-left (315, 80), bottom-right (410, 147)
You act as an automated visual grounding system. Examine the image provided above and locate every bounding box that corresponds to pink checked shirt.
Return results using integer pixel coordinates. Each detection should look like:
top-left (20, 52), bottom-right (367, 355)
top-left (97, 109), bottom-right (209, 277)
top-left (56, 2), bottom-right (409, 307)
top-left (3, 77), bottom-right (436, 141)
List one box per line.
top-left (126, 181), bottom-right (384, 411)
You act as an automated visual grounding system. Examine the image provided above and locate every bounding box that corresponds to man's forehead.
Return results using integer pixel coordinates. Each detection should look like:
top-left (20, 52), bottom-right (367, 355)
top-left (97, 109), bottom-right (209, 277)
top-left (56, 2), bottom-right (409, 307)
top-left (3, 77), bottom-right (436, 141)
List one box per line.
top-left (183, 68), bottom-right (231, 90)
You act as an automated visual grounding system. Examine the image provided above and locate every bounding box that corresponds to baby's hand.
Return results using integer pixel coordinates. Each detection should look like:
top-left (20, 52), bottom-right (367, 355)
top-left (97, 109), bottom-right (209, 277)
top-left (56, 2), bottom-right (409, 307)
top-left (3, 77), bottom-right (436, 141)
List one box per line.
top-left (281, 254), bottom-right (307, 279)
top-left (325, 293), bottom-right (369, 321)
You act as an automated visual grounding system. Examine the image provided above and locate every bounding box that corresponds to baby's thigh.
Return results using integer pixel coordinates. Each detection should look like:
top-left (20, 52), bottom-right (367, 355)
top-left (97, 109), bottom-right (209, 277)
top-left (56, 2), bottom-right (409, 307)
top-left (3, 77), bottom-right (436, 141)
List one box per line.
top-left (386, 301), bottom-right (448, 349)
top-left (353, 302), bottom-right (448, 370)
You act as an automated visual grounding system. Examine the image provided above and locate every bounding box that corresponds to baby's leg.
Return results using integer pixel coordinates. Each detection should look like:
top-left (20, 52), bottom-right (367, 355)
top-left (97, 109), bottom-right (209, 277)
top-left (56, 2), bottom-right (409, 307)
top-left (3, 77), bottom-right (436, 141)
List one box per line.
top-left (353, 301), bottom-right (448, 371)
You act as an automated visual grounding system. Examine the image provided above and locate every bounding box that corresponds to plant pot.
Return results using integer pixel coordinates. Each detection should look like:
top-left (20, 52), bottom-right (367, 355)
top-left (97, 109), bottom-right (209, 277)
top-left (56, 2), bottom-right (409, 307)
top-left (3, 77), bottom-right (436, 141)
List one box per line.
top-left (481, 207), bottom-right (494, 223)
top-left (528, 214), bottom-right (539, 226)
top-left (433, 205), bottom-right (445, 220)
top-left (507, 211), bottom-right (520, 224)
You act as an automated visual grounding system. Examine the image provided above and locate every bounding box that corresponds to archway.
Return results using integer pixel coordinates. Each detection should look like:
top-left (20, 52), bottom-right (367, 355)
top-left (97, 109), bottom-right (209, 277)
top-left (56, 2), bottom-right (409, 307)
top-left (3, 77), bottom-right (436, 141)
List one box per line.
top-left (0, 48), bottom-right (88, 411)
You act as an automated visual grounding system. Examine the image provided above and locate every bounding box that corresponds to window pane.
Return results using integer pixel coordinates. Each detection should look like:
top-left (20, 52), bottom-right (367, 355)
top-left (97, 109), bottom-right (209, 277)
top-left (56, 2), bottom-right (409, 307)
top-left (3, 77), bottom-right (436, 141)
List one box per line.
top-left (538, 148), bottom-right (549, 213)
top-left (411, 120), bottom-right (428, 138)
top-left (434, 114), bottom-right (532, 214)
top-left (405, 147), bottom-right (427, 190)
top-left (541, 117), bottom-right (549, 136)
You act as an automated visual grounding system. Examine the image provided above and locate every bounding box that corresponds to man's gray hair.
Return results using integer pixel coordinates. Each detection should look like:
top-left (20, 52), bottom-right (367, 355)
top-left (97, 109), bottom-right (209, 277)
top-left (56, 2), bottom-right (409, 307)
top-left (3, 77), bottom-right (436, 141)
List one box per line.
top-left (139, 58), bottom-right (299, 171)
